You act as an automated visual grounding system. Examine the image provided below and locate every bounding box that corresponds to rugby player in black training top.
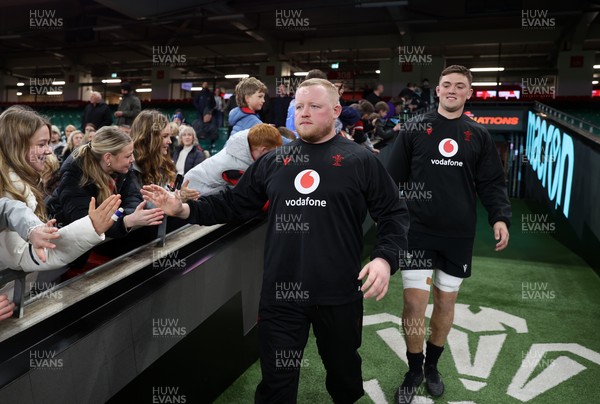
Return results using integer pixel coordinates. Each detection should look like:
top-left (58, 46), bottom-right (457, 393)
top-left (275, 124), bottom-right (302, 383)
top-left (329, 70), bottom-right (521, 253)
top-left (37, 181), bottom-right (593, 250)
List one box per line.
top-left (143, 78), bottom-right (409, 403)
top-left (387, 65), bottom-right (512, 403)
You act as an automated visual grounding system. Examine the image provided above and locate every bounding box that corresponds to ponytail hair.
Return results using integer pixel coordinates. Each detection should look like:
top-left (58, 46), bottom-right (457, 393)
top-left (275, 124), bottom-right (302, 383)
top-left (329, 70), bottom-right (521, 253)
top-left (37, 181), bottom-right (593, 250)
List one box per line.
top-left (73, 126), bottom-right (132, 204)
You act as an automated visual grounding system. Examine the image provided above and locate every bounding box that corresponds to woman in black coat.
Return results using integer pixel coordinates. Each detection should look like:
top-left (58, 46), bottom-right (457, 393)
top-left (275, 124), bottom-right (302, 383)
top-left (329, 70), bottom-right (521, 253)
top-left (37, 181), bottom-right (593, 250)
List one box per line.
top-left (172, 125), bottom-right (206, 176)
top-left (48, 126), bottom-right (163, 238)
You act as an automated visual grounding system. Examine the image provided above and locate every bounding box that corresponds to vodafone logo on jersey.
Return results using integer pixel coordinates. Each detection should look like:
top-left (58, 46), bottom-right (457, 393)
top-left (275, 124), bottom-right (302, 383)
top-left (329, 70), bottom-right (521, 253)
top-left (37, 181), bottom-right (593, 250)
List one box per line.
top-left (438, 138), bottom-right (458, 158)
top-left (286, 169), bottom-right (327, 207)
top-left (431, 138), bottom-right (463, 167)
top-left (294, 169), bottom-right (320, 194)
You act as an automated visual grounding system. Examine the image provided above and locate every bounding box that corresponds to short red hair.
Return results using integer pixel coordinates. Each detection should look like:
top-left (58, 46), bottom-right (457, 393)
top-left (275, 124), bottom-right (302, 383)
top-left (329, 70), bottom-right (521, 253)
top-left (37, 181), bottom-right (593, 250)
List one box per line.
top-left (248, 124), bottom-right (283, 149)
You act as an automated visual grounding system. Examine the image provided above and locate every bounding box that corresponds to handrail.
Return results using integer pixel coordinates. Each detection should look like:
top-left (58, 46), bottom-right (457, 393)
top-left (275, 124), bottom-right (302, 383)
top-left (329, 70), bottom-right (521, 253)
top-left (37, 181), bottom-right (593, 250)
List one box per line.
top-left (534, 101), bottom-right (600, 136)
top-left (0, 270), bottom-right (26, 318)
top-left (0, 221), bottom-right (196, 319)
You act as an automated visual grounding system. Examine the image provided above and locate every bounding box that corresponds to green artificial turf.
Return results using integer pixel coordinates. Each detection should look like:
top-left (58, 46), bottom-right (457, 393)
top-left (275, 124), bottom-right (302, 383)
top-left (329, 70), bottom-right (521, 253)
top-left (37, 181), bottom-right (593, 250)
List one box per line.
top-left (216, 199), bottom-right (600, 403)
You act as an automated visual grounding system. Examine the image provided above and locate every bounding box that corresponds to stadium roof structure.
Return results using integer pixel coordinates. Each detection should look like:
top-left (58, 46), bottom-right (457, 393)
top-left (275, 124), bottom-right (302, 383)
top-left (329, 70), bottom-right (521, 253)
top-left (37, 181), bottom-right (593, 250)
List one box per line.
top-left (0, 0), bottom-right (599, 87)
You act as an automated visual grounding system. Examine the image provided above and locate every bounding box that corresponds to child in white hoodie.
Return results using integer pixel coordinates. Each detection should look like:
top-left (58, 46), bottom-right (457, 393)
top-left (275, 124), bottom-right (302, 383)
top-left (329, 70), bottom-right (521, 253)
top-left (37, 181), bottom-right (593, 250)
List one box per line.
top-left (184, 124), bottom-right (282, 197)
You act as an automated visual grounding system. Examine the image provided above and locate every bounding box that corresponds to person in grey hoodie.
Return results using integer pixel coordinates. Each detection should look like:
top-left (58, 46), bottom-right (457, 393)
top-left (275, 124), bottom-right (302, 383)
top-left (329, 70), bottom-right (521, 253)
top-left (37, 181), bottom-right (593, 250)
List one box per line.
top-left (183, 124), bottom-right (282, 196)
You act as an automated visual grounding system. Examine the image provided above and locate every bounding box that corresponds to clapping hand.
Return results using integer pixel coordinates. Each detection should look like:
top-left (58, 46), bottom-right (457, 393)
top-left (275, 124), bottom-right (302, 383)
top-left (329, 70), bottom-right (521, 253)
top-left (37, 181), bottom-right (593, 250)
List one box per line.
top-left (88, 195), bottom-right (122, 235)
top-left (123, 201), bottom-right (164, 229)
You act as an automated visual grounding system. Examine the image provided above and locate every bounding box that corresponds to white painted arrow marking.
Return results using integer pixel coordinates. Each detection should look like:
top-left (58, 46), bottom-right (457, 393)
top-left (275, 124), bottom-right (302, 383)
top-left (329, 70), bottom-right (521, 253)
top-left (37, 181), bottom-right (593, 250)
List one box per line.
top-left (448, 328), bottom-right (507, 379)
top-left (507, 343), bottom-right (600, 402)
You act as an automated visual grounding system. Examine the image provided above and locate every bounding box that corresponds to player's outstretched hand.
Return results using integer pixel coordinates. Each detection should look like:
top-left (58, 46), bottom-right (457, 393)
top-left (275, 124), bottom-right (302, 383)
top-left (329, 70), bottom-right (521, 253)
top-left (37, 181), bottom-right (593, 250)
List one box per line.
top-left (141, 185), bottom-right (185, 217)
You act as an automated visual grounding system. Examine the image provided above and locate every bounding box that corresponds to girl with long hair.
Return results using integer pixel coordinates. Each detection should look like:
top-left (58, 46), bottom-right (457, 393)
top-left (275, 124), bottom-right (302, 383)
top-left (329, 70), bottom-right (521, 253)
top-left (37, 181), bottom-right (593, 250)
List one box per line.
top-left (130, 110), bottom-right (176, 187)
top-left (50, 126), bottom-right (163, 238)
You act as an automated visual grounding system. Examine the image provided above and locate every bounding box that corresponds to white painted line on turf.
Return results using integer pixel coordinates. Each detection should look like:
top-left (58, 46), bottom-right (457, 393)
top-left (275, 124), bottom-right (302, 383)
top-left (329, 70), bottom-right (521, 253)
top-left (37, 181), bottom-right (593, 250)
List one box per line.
top-left (363, 379), bottom-right (387, 404)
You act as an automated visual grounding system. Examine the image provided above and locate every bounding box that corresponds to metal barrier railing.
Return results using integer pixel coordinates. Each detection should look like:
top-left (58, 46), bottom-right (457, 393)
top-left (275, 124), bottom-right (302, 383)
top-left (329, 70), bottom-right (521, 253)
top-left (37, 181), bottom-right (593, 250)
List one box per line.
top-left (534, 101), bottom-right (600, 136)
top-left (0, 270), bottom-right (26, 318)
top-left (0, 220), bottom-right (193, 319)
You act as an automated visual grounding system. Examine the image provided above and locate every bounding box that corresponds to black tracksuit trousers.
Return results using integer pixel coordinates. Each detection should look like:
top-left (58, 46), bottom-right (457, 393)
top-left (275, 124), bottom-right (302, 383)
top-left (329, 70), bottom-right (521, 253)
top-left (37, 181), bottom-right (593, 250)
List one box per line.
top-left (254, 299), bottom-right (364, 403)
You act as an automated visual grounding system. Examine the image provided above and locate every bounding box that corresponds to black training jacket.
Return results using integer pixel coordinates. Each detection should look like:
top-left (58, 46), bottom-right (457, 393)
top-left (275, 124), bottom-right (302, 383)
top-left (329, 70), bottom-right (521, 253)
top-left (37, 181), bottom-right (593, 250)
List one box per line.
top-left (387, 110), bottom-right (512, 238)
top-left (188, 135), bottom-right (408, 305)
